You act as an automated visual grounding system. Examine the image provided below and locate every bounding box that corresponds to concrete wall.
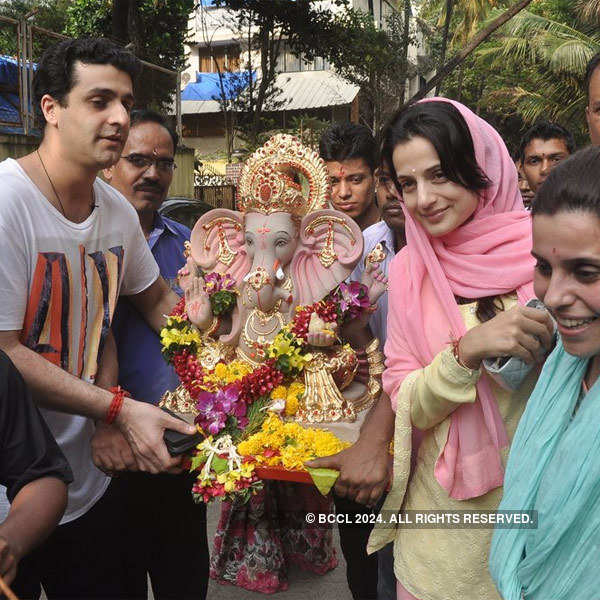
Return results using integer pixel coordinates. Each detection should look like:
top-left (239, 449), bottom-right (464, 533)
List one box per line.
top-left (0, 134), bottom-right (38, 160)
top-left (0, 134), bottom-right (195, 199)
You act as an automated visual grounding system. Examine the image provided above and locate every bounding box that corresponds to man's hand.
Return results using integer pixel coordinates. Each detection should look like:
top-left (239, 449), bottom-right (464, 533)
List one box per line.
top-left (305, 437), bottom-right (391, 507)
top-left (0, 534), bottom-right (18, 586)
top-left (115, 399), bottom-right (196, 473)
top-left (91, 422), bottom-right (138, 475)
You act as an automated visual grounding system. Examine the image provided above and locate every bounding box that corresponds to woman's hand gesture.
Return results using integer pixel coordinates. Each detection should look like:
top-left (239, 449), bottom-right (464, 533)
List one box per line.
top-left (458, 305), bottom-right (555, 370)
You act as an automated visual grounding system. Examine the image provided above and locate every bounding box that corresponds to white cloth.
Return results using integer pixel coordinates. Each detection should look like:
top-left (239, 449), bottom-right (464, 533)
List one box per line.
top-left (351, 220), bottom-right (396, 344)
top-left (0, 158), bottom-right (160, 523)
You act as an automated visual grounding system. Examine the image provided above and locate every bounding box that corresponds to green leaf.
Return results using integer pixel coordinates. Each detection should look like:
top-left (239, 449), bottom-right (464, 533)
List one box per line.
top-left (211, 456), bottom-right (229, 475)
top-left (190, 453), bottom-right (205, 472)
top-left (306, 467), bottom-right (340, 496)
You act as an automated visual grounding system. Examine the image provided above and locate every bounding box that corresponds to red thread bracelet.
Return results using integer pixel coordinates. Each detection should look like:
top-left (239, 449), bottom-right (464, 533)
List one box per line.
top-left (106, 386), bottom-right (130, 424)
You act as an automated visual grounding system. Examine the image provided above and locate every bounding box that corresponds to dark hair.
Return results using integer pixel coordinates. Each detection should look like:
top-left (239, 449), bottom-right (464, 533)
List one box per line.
top-left (532, 146), bottom-right (600, 218)
top-left (381, 101), bottom-right (490, 196)
top-left (382, 101), bottom-right (499, 322)
top-left (33, 37), bottom-right (140, 108)
top-left (319, 123), bottom-right (378, 172)
top-left (518, 121), bottom-right (575, 163)
top-left (130, 109), bottom-right (179, 149)
top-left (585, 52), bottom-right (600, 101)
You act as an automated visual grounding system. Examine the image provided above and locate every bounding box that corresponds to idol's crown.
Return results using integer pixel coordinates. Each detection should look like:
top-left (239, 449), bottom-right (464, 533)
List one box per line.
top-left (237, 134), bottom-right (330, 217)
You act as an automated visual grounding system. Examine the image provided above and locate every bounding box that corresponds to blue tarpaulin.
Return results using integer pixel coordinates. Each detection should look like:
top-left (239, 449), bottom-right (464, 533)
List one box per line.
top-left (0, 55), bottom-right (21, 130)
top-left (0, 54), bottom-right (37, 135)
top-left (181, 71), bottom-right (255, 101)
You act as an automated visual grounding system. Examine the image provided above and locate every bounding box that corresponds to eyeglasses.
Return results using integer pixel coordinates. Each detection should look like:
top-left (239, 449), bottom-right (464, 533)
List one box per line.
top-left (121, 153), bottom-right (177, 173)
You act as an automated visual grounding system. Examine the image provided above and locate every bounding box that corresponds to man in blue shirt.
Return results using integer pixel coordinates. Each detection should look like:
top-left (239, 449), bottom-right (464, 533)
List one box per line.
top-left (352, 160), bottom-right (406, 343)
top-left (96, 110), bottom-right (208, 600)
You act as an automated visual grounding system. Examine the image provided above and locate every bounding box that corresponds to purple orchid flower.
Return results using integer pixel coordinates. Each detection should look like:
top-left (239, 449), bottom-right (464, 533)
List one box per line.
top-left (203, 272), bottom-right (236, 294)
top-left (337, 282), bottom-right (370, 313)
top-left (221, 273), bottom-right (236, 291)
top-left (194, 385), bottom-right (247, 435)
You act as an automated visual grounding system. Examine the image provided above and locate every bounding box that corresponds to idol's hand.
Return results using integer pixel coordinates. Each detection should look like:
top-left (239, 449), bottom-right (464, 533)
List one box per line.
top-left (459, 305), bottom-right (555, 370)
top-left (361, 262), bottom-right (388, 306)
top-left (307, 330), bottom-right (337, 347)
top-left (177, 256), bottom-right (199, 293)
top-left (185, 276), bottom-right (213, 331)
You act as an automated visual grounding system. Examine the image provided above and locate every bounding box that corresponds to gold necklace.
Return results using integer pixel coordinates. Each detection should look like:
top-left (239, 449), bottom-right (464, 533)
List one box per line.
top-left (241, 308), bottom-right (284, 361)
top-left (248, 308), bottom-right (282, 336)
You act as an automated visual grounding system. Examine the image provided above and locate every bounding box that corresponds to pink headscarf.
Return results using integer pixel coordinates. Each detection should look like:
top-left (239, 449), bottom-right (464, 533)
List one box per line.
top-left (382, 98), bottom-right (535, 500)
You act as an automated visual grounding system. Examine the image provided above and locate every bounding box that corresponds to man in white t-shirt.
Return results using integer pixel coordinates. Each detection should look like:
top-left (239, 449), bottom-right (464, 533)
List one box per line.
top-left (0, 37), bottom-right (196, 599)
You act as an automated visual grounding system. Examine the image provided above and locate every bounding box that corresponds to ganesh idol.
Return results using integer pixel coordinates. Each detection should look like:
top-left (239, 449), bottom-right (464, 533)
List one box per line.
top-left (173, 134), bottom-right (388, 440)
top-left (162, 134), bottom-right (388, 593)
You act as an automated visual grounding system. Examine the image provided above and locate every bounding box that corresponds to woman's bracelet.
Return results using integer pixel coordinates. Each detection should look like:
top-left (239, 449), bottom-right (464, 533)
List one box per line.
top-left (451, 336), bottom-right (472, 370)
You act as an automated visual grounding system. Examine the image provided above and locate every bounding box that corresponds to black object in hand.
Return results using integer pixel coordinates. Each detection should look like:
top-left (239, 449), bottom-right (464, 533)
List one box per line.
top-left (162, 407), bottom-right (204, 456)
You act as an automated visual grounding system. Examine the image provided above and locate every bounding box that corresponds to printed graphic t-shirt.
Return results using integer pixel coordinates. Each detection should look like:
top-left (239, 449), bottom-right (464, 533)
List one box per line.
top-left (0, 158), bottom-right (160, 523)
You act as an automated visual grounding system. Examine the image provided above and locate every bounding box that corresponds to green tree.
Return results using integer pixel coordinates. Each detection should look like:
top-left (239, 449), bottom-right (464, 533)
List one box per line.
top-left (0, 0), bottom-right (70, 56)
top-left (489, 0), bottom-right (599, 135)
top-left (65, 0), bottom-right (194, 110)
top-left (319, 6), bottom-right (419, 132)
top-left (209, 0), bottom-right (353, 147)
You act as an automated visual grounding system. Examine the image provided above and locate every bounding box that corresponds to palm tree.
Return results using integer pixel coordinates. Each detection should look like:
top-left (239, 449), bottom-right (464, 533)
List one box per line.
top-left (489, 1), bottom-right (600, 127)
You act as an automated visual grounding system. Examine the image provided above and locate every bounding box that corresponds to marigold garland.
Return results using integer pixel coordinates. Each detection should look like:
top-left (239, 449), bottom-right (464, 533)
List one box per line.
top-left (238, 414), bottom-right (350, 471)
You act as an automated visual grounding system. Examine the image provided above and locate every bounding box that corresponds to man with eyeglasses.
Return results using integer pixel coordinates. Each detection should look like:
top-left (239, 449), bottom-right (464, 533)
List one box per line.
top-left (100, 109), bottom-right (209, 599)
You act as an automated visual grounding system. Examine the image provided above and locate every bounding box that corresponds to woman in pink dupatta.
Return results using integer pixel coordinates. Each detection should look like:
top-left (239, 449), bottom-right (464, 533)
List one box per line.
top-left (366, 99), bottom-right (555, 600)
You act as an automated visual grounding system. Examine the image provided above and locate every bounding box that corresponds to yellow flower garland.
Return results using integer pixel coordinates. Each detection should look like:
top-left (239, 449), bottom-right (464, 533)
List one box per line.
top-left (237, 413), bottom-right (349, 471)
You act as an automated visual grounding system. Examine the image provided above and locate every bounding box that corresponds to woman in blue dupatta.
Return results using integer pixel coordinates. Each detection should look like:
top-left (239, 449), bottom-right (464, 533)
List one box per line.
top-left (490, 146), bottom-right (600, 600)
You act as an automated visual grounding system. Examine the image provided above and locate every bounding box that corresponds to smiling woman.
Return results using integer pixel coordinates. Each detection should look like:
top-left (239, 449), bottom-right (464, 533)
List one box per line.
top-left (490, 146), bottom-right (600, 600)
top-left (368, 98), bottom-right (555, 600)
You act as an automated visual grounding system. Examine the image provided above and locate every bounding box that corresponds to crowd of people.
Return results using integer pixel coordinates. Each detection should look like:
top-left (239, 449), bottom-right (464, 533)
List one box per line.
top-left (0, 34), bottom-right (599, 600)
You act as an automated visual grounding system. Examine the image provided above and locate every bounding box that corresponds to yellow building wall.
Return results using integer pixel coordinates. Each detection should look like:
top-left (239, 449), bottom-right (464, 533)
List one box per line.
top-left (0, 135), bottom-right (195, 199)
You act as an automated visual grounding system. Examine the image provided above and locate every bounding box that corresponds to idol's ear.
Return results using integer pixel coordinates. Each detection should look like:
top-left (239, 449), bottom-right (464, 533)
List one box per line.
top-left (189, 208), bottom-right (251, 285)
top-left (290, 209), bottom-right (363, 306)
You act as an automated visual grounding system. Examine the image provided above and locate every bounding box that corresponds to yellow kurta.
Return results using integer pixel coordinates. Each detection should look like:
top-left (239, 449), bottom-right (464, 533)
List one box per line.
top-left (368, 296), bottom-right (538, 600)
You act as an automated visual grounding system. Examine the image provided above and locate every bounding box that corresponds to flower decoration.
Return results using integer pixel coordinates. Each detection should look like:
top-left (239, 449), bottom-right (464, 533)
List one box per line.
top-left (199, 272), bottom-right (237, 316)
top-left (328, 282), bottom-right (371, 323)
top-left (191, 436), bottom-right (261, 503)
top-left (237, 414), bottom-right (349, 470)
top-left (160, 272), bottom-right (370, 504)
top-left (196, 385), bottom-right (248, 435)
top-left (267, 329), bottom-right (312, 377)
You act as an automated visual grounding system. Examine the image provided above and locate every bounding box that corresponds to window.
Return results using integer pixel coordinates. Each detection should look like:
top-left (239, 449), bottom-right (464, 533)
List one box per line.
top-left (278, 41), bottom-right (327, 73)
top-left (198, 46), bottom-right (240, 73)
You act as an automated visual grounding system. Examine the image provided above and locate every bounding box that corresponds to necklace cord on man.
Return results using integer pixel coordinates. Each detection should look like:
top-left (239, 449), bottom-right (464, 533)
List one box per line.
top-left (36, 148), bottom-right (67, 217)
top-left (36, 149), bottom-right (96, 218)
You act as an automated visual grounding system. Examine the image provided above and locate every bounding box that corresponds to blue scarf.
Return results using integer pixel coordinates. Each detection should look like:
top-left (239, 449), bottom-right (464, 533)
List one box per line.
top-left (489, 339), bottom-right (600, 599)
